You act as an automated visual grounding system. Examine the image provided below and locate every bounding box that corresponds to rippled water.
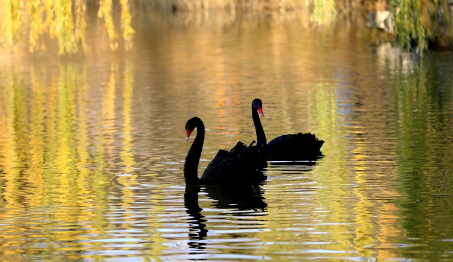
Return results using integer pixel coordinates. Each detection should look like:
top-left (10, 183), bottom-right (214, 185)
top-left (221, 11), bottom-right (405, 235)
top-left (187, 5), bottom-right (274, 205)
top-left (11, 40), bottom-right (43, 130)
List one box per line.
top-left (1, 10), bottom-right (453, 261)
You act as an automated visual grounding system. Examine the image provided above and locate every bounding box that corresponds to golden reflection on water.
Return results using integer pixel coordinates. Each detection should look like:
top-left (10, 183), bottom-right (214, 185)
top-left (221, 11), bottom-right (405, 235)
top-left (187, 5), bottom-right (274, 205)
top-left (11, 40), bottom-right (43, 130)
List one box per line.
top-left (0, 61), bottom-right (147, 258)
top-left (0, 12), bottom-right (453, 260)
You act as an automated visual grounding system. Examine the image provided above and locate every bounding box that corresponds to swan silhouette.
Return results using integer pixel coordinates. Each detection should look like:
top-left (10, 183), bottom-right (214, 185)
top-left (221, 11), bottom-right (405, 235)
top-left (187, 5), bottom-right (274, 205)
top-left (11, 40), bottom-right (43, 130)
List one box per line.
top-left (251, 98), bottom-right (324, 160)
top-left (184, 117), bottom-right (266, 185)
top-left (184, 184), bottom-right (267, 251)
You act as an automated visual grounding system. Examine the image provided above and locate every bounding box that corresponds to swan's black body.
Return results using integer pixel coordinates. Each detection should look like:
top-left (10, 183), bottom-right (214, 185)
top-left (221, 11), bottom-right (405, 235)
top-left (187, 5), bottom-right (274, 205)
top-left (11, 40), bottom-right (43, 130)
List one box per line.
top-left (251, 98), bottom-right (324, 160)
top-left (184, 117), bottom-right (266, 185)
top-left (267, 133), bottom-right (324, 160)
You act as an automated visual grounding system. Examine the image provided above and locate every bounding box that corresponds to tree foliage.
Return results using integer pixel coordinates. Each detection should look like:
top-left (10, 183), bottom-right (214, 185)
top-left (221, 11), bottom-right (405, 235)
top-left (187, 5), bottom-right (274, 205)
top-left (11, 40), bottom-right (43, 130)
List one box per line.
top-left (1, 0), bottom-right (451, 55)
top-left (391, 0), bottom-right (453, 53)
top-left (0, 0), bottom-right (134, 54)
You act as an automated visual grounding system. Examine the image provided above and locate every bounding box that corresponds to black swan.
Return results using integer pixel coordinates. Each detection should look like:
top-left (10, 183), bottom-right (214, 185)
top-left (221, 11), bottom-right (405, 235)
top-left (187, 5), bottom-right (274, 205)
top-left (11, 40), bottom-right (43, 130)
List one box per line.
top-left (251, 98), bottom-right (324, 160)
top-left (184, 117), bottom-right (266, 185)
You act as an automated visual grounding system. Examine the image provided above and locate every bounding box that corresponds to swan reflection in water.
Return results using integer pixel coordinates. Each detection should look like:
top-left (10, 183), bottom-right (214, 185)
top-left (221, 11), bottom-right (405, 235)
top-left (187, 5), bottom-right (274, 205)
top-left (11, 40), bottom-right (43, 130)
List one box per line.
top-left (183, 183), bottom-right (268, 252)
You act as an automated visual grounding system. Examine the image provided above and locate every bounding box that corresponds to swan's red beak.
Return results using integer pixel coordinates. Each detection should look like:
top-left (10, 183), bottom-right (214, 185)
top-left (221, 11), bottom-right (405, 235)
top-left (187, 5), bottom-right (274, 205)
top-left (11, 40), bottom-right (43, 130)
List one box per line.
top-left (186, 129), bottom-right (192, 141)
top-left (258, 107), bottom-right (264, 117)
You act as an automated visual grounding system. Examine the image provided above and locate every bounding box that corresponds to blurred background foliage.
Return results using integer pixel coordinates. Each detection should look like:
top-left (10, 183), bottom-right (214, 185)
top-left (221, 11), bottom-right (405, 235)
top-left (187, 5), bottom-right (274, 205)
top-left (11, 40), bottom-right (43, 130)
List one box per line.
top-left (391, 0), bottom-right (453, 53)
top-left (0, 0), bottom-right (134, 54)
top-left (0, 0), bottom-right (451, 55)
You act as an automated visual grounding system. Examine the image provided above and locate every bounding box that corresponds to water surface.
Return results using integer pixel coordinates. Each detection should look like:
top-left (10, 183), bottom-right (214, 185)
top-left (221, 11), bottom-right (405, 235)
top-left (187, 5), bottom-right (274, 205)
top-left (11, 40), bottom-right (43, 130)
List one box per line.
top-left (1, 11), bottom-right (453, 261)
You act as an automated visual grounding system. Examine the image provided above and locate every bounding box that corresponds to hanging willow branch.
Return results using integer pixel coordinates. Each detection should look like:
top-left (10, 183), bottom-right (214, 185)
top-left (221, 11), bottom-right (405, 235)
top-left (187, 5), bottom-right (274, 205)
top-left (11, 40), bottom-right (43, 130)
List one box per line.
top-left (0, 0), bottom-right (25, 52)
top-left (98, 0), bottom-right (118, 50)
top-left (391, 0), bottom-right (453, 53)
top-left (120, 0), bottom-right (134, 50)
top-left (0, 0), bottom-right (134, 54)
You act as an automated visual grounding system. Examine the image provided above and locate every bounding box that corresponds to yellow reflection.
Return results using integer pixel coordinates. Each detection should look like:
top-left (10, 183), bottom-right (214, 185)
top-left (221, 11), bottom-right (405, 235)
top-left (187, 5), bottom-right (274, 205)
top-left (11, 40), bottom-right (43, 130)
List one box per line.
top-left (313, 81), bottom-right (403, 259)
top-left (117, 63), bottom-right (137, 244)
top-left (0, 71), bottom-right (23, 212)
top-left (25, 66), bottom-right (46, 208)
top-left (118, 62), bottom-right (137, 186)
top-left (103, 63), bottom-right (118, 152)
top-left (0, 64), bottom-right (128, 256)
top-left (74, 64), bottom-right (91, 199)
top-left (349, 103), bottom-right (402, 259)
top-left (54, 64), bottom-right (77, 199)
top-left (314, 83), bottom-right (354, 252)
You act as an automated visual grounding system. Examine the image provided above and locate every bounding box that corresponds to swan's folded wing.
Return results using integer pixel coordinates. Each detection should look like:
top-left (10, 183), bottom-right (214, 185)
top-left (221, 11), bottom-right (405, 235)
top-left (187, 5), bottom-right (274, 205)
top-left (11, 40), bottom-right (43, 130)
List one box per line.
top-left (200, 149), bottom-right (229, 182)
top-left (216, 142), bottom-right (265, 182)
top-left (200, 142), bottom-right (266, 183)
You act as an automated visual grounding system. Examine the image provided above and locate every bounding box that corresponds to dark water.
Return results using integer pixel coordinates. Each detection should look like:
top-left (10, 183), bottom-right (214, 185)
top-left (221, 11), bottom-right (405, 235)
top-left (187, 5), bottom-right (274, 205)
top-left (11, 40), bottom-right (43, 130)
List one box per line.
top-left (1, 11), bottom-right (453, 261)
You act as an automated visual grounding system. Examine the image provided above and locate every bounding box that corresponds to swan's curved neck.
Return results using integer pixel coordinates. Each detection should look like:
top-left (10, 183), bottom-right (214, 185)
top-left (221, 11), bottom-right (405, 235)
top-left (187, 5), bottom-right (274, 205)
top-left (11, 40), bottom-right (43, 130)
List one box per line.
top-left (184, 120), bottom-right (205, 185)
top-left (252, 106), bottom-right (267, 147)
